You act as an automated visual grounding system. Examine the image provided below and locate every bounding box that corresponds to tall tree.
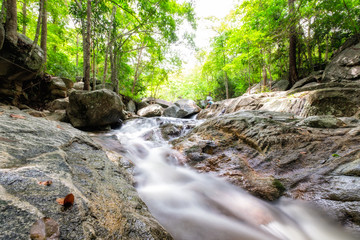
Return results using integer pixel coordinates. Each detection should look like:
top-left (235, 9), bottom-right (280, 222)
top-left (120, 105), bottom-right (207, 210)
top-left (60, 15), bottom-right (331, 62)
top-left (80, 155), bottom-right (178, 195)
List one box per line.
top-left (22, 0), bottom-right (27, 35)
top-left (288, 0), bottom-right (298, 87)
top-left (41, 0), bottom-right (47, 67)
top-left (5, 0), bottom-right (18, 44)
top-left (83, 0), bottom-right (91, 90)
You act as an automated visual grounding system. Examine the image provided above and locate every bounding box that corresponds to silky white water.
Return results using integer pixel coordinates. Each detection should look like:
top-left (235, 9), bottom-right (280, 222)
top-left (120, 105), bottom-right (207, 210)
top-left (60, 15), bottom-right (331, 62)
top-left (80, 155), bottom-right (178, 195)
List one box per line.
top-left (112, 117), bottom-right (356, 240)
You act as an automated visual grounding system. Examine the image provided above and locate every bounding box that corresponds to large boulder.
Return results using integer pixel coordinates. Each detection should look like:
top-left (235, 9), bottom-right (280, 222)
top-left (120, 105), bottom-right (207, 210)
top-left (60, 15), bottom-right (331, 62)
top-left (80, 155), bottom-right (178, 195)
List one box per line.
top-left (0, 106), bottom-right (172, 240)
top-left (323, 37), bottom-right (360, 82)
top-left (173, 110), bottom-right (360, 233)
top-left (163, 99), bottom-right (201, 118)
top-left (66, 89), bottom-right (125, 129)
top-left (137, 104), bottom-right (164, 117)
top-left (0, 33), bottom-right (44, 105)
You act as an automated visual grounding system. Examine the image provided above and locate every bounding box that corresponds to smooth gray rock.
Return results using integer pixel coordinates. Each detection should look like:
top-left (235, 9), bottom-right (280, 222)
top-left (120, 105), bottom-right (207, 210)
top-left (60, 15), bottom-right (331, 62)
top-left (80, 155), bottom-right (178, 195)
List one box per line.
top-left (323, 41), bottom-right (360, 82)
top-left (127, 100), bottom-right (137, 113)
top-left (163, 99), bottom-right (201, 118)
top-left (0, 107), bottom-right (172, 240)
top-left (137, 104), bottom-right (164, 117)
top-left (67, 89), bottom-right (125, 129)
top-left (47, 98), bottom-right (69, 112)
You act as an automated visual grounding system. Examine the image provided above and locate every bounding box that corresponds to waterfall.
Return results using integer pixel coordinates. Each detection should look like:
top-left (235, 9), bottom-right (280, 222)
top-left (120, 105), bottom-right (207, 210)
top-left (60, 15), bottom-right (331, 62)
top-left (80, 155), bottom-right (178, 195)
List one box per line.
top-left (110, 117), bottom-right (356, 240)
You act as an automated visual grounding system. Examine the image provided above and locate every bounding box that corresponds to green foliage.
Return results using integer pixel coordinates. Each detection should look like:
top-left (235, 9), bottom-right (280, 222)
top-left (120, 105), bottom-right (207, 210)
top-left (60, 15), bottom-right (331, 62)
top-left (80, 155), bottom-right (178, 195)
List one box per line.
top-left (174, 0), bottom-right (360, 102)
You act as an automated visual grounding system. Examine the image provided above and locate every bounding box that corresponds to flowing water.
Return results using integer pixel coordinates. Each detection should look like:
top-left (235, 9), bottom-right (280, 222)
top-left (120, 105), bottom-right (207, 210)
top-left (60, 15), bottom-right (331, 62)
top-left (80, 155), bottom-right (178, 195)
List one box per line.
top-left (105, 117), bottom-right (356, 240)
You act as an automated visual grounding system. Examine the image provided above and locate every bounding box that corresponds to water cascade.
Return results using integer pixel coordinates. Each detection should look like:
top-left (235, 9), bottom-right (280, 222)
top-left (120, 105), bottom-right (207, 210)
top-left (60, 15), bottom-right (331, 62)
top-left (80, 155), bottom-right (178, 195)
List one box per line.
top-left (106, 117), bottom-right (356, 240)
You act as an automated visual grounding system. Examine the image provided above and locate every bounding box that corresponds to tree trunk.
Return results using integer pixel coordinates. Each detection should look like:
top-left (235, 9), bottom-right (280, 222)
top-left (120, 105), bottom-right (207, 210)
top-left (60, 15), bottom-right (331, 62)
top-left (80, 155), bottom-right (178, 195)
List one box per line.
top-left (22, 0), bottom-right (27, 35)
top-left (224, 71), bottom-right (229, 99)
top-left (318, 41), bottom-right (322, 63)
top-left (5, 0), bottom-right (18, 44)
top-left (306, 17), bottom-right (313, 70)
top-left (40, 0), bottom-right (47, 68)
top-left (76, 33), bottom-right (79, 71)
top-left (132, 42), bottom-right (145, 94)
top-left (325, 34), bottom-right (329, 61)
top-left (288, 0), bottom-right (298, 87)
top-left (83, 0), bottom-right (91, 91)
top-left (26, 0), bottom-right (43, 62)
top-left (102, 6), bottom-right (116, 88)
top-left (262, 65), bottom-right (267, 91)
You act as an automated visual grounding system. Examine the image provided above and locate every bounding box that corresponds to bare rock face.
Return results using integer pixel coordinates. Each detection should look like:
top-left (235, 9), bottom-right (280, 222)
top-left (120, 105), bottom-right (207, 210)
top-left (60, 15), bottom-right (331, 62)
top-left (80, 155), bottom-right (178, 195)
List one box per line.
top-left (0, 106), bottom-right (172, 240)
top-left (198, 81), bottom-right (360, 119)
top-left (323, 37), bottom-right (360, 82)
top-left (174, 110), bottom-right (360, 233)
top-left (66, 89), bottom-right (125, 129)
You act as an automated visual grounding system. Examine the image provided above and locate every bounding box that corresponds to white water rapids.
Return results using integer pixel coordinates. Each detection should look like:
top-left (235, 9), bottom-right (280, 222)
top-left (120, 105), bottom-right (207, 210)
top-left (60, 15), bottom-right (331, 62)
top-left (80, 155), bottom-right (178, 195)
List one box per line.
top-left (109, 117), bottom-right (356, 240)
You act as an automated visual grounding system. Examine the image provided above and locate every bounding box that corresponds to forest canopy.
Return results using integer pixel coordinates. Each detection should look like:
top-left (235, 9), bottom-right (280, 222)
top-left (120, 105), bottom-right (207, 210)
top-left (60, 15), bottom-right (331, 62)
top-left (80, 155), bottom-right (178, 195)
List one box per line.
top-left (2, 0), bottom-right (360, 102)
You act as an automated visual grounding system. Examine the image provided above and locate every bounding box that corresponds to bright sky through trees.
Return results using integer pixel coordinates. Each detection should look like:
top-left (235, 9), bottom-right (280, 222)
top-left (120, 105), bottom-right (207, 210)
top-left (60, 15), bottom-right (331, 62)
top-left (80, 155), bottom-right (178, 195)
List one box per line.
top-left (181, 0), bottom-right (236, 70)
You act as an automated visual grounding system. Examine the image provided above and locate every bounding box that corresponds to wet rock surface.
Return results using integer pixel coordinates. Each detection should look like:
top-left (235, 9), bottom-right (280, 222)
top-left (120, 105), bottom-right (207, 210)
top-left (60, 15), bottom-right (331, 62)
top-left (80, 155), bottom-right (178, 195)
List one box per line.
top-left (174, 110), bottom-right (360, 233)
top-left (0, 106), bottom-right (172, 240)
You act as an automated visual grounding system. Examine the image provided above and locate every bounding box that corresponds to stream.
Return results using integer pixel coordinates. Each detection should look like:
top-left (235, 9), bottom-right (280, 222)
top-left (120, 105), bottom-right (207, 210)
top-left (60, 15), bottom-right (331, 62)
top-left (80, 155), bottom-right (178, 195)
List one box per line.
top-left (97, 117), bottom-right (356, 240)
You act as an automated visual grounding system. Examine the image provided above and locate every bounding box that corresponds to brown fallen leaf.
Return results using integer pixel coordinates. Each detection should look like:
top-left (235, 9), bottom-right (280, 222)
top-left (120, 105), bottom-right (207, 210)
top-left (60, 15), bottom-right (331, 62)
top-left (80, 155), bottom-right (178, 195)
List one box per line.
top-left (30, 217), bottom-right (60, 240)
top-left (10, 114), bottom-right (26, 119)
top-left (56, 125), bottom-right (63, 130)
top-left (56, 193), bottom-right (74, 207)
top-left (38, 180), bottom-right (53, 186)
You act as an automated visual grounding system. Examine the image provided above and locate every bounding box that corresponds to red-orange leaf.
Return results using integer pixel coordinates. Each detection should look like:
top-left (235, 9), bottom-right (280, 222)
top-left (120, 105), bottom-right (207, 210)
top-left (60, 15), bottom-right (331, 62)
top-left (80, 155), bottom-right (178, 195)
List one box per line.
top-left (56, 125), bottom-right (63, 129)
top-left (38, 180), bottom-right (52, 186)
top-left (10, 114), bottom-right (26, 119)
top-left (56, 193), bottom-right (74, 206)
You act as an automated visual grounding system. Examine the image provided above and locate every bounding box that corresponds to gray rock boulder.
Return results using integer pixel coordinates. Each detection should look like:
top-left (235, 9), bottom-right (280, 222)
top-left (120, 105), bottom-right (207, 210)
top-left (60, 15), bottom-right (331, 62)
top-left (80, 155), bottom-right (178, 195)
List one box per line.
top-left (323, 40), bottom-right (360, 82)
top-left (0, 107), bottom-right (172, 240)
top-left (73, 82), bottom-right (84, 90)
top-left (163, 99), bottom-right (201, 118)
top-left (272, 79), bottom-right (290, 91)
top-left (137, 104), bottom-right (164, 117)
top-left (67, 89), bottom-right (125, 129)
top-left (126, 100), bottom-right (137, 113)
top-left (47, 98), bottom-right (69, 112)
top-left (174, 110), bottom-right (360, 233)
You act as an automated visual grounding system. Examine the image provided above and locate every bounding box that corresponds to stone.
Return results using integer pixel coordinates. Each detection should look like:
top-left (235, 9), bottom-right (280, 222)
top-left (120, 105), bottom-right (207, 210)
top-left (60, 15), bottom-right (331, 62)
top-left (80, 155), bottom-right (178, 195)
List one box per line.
top-left (73, 82), bottom-right (84, 90)
top-left (163, 99), bottom-right (201, 118)
top-left (47, 98), bottom-right (69, 112)
top-left (137, 104), bottom-right (164, 117)
top-left (95, 82), bottom-right (114, 91)
top-left (50, 89), bottom-right (67, 98)
top-left (66, 89), bottom-right (125, 129)
top-left (0, 33), bottom-right (44, 104)
top-left (323, 40), bottom-right (360, 82)
top-left (197, 82), bottom-right (360, 119)
top-left (61, 78), bottom-right (74, 89)
top-left (272, 79), bottom-right (290, 91)
top-left (291, 71), bottom-right (322, 90)
top-left (49, 77), bottom-right (67, 91)
top-left (137, 101), bottom-right (149, 110)
top-left (126, 100), bottom-right (137, 113)
top-left (297, 115), bottom-right (346, 128)
top-left (173, 110), bottom-right (360, 232)
top-left (0, 107), bottom-right (172, 240)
